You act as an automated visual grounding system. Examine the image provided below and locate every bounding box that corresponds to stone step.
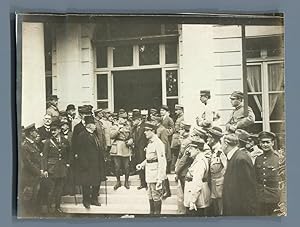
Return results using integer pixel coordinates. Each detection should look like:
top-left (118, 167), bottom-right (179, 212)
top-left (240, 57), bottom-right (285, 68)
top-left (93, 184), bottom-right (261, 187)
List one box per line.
top-left (61, 194), bottom-right (178, 205)
top-left (95, 185), bottom-right (178, 194)
top-left (102, 174), bottom-right (178, 186)
top-left (60, 203), bottom-right (178, 215)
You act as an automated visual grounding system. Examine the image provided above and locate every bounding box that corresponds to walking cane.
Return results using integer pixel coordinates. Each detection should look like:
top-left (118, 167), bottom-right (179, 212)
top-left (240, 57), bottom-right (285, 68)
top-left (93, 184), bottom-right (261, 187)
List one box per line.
top-left (105, 178), bottom-right (107, 205)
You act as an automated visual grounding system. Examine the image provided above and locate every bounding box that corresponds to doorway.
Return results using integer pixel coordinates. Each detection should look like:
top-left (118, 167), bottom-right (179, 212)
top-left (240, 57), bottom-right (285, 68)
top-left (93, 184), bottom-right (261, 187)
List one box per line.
top-left (113, 69), bottom-right (162, 111)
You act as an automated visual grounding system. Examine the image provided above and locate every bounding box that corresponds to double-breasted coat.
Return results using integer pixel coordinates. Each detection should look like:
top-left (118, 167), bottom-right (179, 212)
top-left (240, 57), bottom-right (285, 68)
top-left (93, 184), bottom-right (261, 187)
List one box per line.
top-left (76, 129), bottom-right (106, 186)
top-left (255, 151), bottom-right (280, 204)
top-left (110, 123), bottom-right (132, 157)
top-left (223, 147), bottom-right (257, 216)
top-left (42, 136), bottom-right (70, 178)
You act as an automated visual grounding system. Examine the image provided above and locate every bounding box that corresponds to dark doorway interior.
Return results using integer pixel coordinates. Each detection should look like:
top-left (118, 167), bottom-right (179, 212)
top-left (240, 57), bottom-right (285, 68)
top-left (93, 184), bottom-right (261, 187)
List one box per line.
top-left (113, 69), bottom-right (162, 112)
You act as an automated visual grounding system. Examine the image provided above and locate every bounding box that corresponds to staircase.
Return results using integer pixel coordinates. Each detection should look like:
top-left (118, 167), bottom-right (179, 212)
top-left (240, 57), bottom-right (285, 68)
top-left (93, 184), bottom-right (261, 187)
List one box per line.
top-left (60, 174), bottom-right (179, 215)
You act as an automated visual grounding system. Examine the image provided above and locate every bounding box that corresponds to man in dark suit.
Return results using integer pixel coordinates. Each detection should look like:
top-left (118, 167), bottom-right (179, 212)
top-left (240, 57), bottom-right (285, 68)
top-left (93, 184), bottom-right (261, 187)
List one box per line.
top-left (222, 133), bottom-right (256, 216)
top-left (160, 105), bottom-right (174, 173)
top-left (132, 111), bottom-right (148, 189)
top-left (76, 116), bottom-right (106, 208)
top-left (71, 106), bottom-right (92, 185)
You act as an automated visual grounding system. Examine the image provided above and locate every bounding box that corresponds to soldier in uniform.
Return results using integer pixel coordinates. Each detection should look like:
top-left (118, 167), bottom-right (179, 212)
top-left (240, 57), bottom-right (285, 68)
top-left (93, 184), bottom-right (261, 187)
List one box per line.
top-left (207, 126), bottom-right (227, 216)
top-left (225, 91), bottom-right (255, 133)
top-left (171, 104), bottom-right (184, 172)
top-left (154, 116), bottom-right (172, 199)
top-left (41, 120), bottom-right (70, 213)
top-left (183, 137), bottom-right (211, 216)
top-left (196, 90), bottom-right (214, 128)
top-left (131, 111), bottom-right (148, 189)
top-left (110, 112), bottom-right (133, 190)
top-left (255, 131), bottom-right (280, 216)
top-left (136, 122), bottom-right (167, 215)
top-left (19, 123), bottom-right (43, 216)
top-left (46, 95), bottom-right (60, 121)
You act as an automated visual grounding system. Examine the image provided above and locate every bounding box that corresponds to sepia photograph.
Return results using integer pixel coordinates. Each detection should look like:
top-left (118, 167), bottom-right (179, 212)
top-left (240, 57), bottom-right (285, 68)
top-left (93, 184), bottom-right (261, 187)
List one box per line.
top-left (16, 13), bottom-right (286, 218)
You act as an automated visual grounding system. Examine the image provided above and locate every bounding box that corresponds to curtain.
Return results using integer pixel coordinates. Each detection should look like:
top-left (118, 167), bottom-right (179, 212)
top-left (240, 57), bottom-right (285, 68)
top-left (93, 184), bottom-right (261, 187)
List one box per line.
top-left (268, 63), bottom-right (284, 116)
top-left (247, 66), bottom-right (262, 112)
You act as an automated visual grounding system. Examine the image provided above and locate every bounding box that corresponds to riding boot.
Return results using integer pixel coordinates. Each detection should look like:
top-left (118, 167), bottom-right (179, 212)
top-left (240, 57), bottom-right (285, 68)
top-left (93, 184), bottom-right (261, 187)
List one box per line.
top-left (124, 173), bottom-right (130, 189)
top-left (149, 199), bottom-right (155, 214)
top-left (162, 178), bottom-right (171, 199)
top-left (153, 200), bottom-right (162, 215)
top-left (114, 175), bottom-right (122, 190)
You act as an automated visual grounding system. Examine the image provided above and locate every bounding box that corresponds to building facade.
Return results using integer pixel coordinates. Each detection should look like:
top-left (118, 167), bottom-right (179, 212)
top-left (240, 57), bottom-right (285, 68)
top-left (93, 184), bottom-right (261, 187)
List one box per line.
top-left (21, 18), bottom-right (285, 147)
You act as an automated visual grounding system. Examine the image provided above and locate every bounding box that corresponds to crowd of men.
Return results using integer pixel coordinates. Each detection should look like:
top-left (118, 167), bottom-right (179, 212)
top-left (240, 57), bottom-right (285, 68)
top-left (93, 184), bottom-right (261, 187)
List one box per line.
top-left (19, 90), bottom-right (284, 217)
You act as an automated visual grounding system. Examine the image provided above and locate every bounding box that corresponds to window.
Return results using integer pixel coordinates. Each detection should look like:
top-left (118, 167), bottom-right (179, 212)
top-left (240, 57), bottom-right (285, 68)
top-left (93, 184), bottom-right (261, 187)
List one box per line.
top-left (139, 43), bottom-right (160, 65)
top-left (44, 23), bottom-right (53, 100)
top-left (113, 45), bottom-right (133, 67)
top-left (96, 74), bottom-right (109, 109)
top-left (247, 62), bottom-right (285, 148)
top-left (96, 46), bottom-right (108, 68)
top-left (165, 69), bottom-right (179, 116)
top-left (165, 42), bottom-right (178, 64)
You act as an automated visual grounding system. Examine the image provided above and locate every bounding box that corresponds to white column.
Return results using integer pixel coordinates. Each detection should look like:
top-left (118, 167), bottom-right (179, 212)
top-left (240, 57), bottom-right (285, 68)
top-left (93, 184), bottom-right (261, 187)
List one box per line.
top-left (22, 22), bottom-right (46, 127)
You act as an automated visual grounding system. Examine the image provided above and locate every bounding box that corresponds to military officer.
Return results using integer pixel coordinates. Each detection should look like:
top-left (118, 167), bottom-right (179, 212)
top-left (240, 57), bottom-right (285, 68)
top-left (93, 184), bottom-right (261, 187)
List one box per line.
top-left (196, 90), bottom-right (214, 128)
top-left (41, 120), bottom-right (70, 213)
top-left (255, 131), bottom-right (280, 216)
top-left (207, 126), bottom-right (227, 216)
top-left (46, 95), bottom-right (60, 121)
top-left (20, 123), bottom-right (43, 216)
top-left (110, 112), bottom-right (133, 190)
top-left (183, 138), bottom-right (211, 216)
top-left (171, 104), bottom-right (184, 172)
top-left (225, 91), bottom-right (255, 133)
top-left (136, 122), bottom-right (167, 215)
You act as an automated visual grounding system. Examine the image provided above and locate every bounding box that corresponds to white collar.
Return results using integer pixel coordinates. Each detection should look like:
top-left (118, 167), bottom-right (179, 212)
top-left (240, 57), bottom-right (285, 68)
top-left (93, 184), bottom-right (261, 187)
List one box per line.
top-left (226, 146), bottom-right (239, 160)
top-left (212, 142), bottom-right (221, 152)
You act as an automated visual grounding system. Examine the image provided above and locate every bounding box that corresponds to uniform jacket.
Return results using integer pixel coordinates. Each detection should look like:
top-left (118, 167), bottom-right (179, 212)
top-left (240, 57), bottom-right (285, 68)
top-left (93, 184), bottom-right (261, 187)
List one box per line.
top-left (171, 113), bottom-right (184, 149)
top-left (46, 105), bottom-right (60, 121)
top-left (76, 129), bottom-right (106, 185)
top-left (184, 151), bottom-right (211, 208)
top-left (141, 134), bottom-right (167, 183)
top-left (132, 121), bottom-right (148, 163)
top-left (210, 142), bottom-right (227, 199)
top-left (255, 150), bottom-right (280, 204)
top-left (161, 115), bottom-right (175, 138)
top-left (20, 138), bottom-right (42, 187)
top-left (225, 104), bottom-right (255, 132)
top-left (95, 118), bottom-right (107, 152)
top-left (157, 124), bottom-right (171, 162)
top-left (198, 100), bottom-right (214, 127)
top-left (100, 118), bottom-right (112, 147)
top-left (110, 122), bottom-right (132, 157)
top-left (42, 136), bottom-right (70, 178)
top-left (223, 147), bottom-right (257, 216)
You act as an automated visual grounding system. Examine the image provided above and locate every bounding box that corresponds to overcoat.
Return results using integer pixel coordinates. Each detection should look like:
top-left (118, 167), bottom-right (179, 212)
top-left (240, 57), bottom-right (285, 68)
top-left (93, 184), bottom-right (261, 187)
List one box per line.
top-left (132, 121), bottom-right (148, 163)
top-left (223, 148), bottom-right (257, 216)
top-left (76, 129), bottom-right (106, 185)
